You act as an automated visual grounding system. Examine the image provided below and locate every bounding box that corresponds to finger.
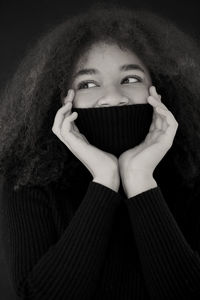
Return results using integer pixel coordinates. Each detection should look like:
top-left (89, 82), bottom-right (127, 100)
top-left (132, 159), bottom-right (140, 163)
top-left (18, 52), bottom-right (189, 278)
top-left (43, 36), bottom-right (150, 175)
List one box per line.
top-left (156, 107), bottom-right (178, 133)
top-left (148, 94), bottom-right (174, 132)
top-left (155, 103), bottom-right (170, 131)
top-left (150, 86), bottom-right (161, 101)
top-left (149, 121), bottom-right (155, 132)
top-left (73, 123), bottom-right (80, 133)
top-left (154, 111), bottom-right (164, 130)
top-left (149, 112), bottom-right (157, 132)
top-left (150, 105), bottom-right (169, 134)
top-left (154, 110), bottom-right (166, 132)
top-left (60, 112), bottom-right (78, 135)
top-left (62, 89), bottom-right (76, 118)
top-left (148, 95), bottom-right (165, 130)
top-left (60, 101), bottom-right (72, 113)
top-left (147, 95), bottom-right (167, 111)
top-left (59, 89), bottom-right (75, 120)
top-left (52, 102), bottom-right (72, 132)
top-left (71, 120), bottom-right (80, 132)
top-left (53, 89), bottom-right (76, 132)
top-left (152, 86), bottom-right (161, 102)
top-left (67, 111), bottom-right (78, 122)
top-left (63, 89), bottom-right (75, 105)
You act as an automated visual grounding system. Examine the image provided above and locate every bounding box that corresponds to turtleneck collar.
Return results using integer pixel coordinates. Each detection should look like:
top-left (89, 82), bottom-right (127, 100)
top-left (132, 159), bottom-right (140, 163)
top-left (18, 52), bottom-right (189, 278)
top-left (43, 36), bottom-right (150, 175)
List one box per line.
top-left (63, 104), bottom-right (183, 203)
top-left (72, 104), bottom-right (153, 158)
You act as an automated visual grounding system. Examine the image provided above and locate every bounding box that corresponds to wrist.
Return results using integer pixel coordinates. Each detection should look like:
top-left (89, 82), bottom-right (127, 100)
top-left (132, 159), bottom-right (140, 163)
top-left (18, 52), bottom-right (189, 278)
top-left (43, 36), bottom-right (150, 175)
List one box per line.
top-left (93, 170), bottom-right (120, 193)
top-left (123, 172), bottom-right (157, 198)
top-left (92, 177), bottom-right (120, 192)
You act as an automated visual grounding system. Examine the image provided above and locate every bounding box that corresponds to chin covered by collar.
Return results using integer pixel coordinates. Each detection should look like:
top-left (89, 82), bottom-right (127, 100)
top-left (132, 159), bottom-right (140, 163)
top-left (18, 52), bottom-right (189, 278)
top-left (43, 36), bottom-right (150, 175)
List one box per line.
top-left (71, 104), bottom-right (153, 157)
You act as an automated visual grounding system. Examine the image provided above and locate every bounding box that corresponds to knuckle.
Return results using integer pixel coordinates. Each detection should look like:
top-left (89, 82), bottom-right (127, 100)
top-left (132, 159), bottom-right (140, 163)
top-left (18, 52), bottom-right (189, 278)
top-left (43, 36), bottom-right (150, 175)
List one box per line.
top-left (174, 120), bottom-right (178, 127)
top-left (167, 142), bottom-right (173, 149)
top-left (52, 127), bottom-right (58, 135)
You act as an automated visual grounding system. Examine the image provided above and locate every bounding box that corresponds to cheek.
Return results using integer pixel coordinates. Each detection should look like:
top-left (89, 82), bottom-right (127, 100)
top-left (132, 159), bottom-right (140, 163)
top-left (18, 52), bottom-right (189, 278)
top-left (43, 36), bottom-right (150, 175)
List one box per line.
top-left (125, 86), bottom-right (150, 103)
top-left (72, 92), bottom-right (95, 108)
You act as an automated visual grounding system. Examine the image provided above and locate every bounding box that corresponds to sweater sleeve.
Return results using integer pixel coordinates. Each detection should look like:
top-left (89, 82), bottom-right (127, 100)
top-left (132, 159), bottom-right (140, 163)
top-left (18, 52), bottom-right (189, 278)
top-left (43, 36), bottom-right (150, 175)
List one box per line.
top-left (124, 186), bottom-right (200, 300)
top-left (0, 180), bottom-right (122, 300)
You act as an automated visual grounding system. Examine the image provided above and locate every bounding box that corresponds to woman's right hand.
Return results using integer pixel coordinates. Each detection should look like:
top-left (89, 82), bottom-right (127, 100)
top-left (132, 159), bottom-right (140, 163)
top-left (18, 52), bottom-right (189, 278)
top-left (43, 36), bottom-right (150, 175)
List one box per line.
top-left (52, 89), bottom-right (120, 192)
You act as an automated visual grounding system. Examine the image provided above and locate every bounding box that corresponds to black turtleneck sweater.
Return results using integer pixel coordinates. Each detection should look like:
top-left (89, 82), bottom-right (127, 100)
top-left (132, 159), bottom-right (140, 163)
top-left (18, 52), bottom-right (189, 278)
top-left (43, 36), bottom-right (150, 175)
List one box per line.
top-left (1, 169), bottom-right (200, 300)
top-left (1, 104), bottom-right (200, 299)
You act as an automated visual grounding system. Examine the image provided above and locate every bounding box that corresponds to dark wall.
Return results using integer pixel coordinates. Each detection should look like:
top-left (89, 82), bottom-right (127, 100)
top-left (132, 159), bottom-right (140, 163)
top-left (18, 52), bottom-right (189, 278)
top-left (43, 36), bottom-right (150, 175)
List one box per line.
top-left (0, 0), bottom-right (199, 299)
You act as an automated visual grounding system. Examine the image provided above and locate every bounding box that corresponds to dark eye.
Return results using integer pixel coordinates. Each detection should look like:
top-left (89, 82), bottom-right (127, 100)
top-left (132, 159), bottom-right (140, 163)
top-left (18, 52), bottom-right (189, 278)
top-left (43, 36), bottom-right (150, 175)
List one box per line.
top-left (121, 76), bottom-right (142, 84)
top-left (77, 81), bottom-right (97, 90)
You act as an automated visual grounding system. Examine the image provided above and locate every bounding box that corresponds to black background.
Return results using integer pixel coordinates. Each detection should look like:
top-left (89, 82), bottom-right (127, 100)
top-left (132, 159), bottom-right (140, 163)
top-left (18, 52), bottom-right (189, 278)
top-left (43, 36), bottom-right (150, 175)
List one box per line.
top-left (0, 0), bottom-right (199, 299)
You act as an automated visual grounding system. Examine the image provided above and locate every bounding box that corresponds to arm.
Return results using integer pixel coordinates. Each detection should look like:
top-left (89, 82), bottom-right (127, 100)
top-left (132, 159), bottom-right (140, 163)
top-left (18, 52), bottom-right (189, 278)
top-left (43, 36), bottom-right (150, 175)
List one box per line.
top-left (124, 179), bottom-right (200, 300)
top-left (0, 179), bottom-right (122, 300)
top-left (118, 85), bottom-right (200, 299)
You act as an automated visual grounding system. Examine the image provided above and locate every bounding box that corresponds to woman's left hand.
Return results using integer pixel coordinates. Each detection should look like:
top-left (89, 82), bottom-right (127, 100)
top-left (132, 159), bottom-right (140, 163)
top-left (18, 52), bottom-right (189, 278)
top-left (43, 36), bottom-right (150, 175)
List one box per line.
top-left (118, 85), bottom-right (179, 197)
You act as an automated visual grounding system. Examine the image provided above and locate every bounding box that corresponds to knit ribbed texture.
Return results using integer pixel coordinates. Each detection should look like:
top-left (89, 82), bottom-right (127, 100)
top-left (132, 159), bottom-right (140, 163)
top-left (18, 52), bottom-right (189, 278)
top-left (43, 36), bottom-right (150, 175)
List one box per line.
top-left (1, 179), bottom-right (200, 299)
top-left (1, 180), bottom-right (122, 299)
top-left (1, 101), bottom-right (200, 299)
top-left (125, 187), bottom-right (200, 300)
top-left (72, 104), bottom-right (153, 157)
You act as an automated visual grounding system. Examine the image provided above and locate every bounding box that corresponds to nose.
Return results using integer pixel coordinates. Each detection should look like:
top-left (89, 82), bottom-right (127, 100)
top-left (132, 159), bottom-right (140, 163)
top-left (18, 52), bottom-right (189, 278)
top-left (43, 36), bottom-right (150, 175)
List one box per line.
top-left (96, 88), bottom-right (130, 107)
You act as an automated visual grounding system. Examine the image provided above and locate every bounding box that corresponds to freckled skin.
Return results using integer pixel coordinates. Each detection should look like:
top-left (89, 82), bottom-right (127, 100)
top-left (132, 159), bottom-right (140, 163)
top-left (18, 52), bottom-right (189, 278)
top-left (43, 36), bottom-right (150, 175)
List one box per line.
top-left (70, 42), bottom-right (152, 108)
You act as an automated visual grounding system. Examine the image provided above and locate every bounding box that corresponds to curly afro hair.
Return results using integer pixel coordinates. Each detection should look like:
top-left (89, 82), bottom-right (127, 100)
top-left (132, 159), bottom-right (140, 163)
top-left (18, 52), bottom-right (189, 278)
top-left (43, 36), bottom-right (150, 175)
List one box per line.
top-left (0, 2), bottom-right (200, 192)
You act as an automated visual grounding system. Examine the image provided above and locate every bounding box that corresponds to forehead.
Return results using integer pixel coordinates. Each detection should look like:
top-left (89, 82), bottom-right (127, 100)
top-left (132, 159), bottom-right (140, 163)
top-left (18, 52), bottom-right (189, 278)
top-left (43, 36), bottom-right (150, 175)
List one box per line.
top-left (75, 42), bottom-right (146, 70)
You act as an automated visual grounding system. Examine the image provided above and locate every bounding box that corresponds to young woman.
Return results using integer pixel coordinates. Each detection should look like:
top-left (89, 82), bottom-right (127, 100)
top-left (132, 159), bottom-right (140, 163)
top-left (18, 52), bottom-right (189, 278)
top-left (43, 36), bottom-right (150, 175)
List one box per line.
top-left (0, 3), bottom-right (200, 300)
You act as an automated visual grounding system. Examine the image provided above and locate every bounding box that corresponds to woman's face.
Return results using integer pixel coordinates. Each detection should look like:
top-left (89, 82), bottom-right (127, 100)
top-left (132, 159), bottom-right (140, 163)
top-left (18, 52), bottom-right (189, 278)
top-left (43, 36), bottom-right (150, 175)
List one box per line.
top-left (70, 42), bottom-right (152, 108)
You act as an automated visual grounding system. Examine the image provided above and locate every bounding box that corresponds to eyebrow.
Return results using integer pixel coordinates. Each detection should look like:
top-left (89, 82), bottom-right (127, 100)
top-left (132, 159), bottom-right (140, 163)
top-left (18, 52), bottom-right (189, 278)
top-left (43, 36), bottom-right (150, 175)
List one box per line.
top-left (73, 64), bottom-right (145, 80)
